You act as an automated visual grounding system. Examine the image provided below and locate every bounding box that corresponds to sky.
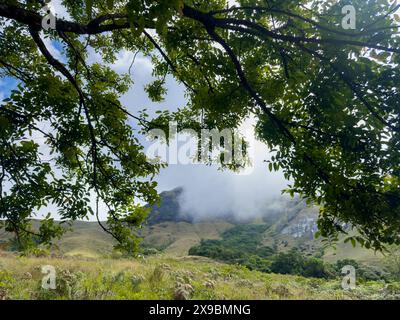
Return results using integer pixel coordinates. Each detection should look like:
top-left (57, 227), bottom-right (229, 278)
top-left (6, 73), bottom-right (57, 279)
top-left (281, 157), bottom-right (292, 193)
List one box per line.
top-left (0, 1), bottom-right (290, 221)
top-left (91, 46), bottom-right (290, 220)
top-left (93, 46), bottom-right (290, 220)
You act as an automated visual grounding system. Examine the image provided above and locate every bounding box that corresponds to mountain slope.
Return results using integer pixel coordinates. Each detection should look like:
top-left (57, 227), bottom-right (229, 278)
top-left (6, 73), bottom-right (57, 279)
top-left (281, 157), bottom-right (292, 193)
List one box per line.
top-left (0, 188), bottom-right (384, 265)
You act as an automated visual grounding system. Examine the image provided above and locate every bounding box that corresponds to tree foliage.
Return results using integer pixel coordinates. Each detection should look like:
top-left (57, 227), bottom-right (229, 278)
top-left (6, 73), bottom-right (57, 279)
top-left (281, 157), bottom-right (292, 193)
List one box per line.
top-left (1, 0), bottom-right (400, 252)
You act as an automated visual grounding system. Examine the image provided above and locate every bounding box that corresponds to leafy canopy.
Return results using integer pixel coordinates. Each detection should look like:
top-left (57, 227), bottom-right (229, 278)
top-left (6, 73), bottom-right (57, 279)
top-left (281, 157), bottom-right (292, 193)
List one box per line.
top-left (0, 0), bottom-right (400, 252)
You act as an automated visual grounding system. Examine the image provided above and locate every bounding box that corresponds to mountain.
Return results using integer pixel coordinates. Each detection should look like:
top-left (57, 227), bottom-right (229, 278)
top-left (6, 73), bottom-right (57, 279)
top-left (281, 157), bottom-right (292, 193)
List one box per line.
top-left (143, 188), bottom-right (384, 266)
top-left (0, 187), bottom-right (384, 265)
top-left (146, 187), bottom-right (190, 225)
top-left (142, 188), bottom-right (320, 255)
top-left (147, 187), bottom-right (319, 230)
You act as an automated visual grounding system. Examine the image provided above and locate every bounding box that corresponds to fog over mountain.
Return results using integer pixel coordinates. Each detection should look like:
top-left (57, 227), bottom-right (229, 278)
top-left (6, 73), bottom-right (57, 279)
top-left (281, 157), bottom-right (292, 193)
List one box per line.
top-left (155, 139), bottom-right (291, 221)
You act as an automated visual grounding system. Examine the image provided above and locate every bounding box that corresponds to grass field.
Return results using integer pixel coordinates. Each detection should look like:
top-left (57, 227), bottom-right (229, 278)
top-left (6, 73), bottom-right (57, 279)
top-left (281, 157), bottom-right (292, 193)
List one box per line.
top-left (1, 217), bottom-right (398, 300)
top-left (1, 251), bottom-right (399, 300)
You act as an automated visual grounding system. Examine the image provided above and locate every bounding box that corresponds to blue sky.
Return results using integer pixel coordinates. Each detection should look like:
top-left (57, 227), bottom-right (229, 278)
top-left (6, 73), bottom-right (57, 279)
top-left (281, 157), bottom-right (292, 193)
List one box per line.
top-left (0, 77), bottom-right (18, 101)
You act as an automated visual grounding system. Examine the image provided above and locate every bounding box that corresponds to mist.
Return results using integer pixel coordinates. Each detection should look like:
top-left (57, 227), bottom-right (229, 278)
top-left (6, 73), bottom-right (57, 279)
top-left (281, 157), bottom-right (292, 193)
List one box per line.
top-left (155, 138), bottom-right (292, 221)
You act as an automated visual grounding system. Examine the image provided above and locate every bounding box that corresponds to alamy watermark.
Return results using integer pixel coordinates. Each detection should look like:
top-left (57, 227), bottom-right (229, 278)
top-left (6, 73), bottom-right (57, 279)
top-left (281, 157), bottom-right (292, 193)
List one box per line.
top-left (341, 1), bottom-right (400, 30)
top-left (41, 2), bottom-right (57, 31)
top-left (341, 265), bottom-right (356, 290)
top-left (41, 265), bottom-right (56, 290)
top-left (342, 5), bottom-right (357, 30)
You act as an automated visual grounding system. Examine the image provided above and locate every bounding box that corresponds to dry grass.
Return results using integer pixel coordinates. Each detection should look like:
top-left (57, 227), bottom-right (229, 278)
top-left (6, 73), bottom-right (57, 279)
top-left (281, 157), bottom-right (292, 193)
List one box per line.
top-left (1, 251), bottom-right (398, 300)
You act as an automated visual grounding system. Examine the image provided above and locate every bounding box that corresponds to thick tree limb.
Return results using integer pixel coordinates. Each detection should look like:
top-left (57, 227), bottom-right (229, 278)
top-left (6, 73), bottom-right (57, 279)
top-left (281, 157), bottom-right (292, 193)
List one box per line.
top-left (1, 3), bottom-right (399, 54)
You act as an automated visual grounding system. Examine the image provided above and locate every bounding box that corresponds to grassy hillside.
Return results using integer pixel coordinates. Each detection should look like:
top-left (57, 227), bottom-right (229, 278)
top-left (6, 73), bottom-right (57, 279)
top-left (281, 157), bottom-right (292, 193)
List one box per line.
top-left (0, 220), bottom-right (115, 259)
top-left (140, 221), bottom-right (234, 256)
top-left (1, 251), bottom-right (399, 300)
top-left (0, 220), bottom-right (234, 258)
top-left (56, 221), bottom-right (114, 258)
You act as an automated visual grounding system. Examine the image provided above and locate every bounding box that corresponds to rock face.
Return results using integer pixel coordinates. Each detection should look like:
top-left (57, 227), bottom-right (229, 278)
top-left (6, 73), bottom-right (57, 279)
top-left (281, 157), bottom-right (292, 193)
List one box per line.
top-left (146, 187), bottom-right (192, 225)
top-left (280, 205), bottom-right (319, 239)
top-left (281, 217), bottom-right (318, 238)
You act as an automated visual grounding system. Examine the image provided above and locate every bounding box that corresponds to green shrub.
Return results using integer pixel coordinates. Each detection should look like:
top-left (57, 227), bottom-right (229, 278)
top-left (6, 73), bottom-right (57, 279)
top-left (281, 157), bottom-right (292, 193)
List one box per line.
top-left (0, 270), bottom-right (15, 300)
top-left (36, 269), bottom-right (85, 300)
top-left (142, 247), bottom-right (160, 256)
top-left (148, 266), bottom-right (164, 287)
top-left (270, 250), bottom-right (332, 279)
top-left (335, 259), bottom-right (387, 282)
top-left (188, 224), bottom-right (275, 273)
top-left (335, 259), bottom-right (359, 272)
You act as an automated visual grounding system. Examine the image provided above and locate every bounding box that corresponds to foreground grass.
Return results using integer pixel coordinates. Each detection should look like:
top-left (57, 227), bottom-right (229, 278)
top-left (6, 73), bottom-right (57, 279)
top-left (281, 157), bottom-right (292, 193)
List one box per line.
top-left (0, 251), bottom-right (399, 300)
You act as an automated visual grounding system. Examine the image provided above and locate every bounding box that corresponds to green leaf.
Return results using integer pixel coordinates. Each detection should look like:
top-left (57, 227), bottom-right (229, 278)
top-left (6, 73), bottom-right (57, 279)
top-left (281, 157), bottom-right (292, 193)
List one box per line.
top-left (86, 0), bottom-right (93, 18)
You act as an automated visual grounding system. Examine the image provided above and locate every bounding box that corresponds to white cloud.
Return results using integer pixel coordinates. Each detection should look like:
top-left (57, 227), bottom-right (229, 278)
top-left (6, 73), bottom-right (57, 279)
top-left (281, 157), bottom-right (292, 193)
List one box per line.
top-left (50, 0), bottom-right (71, 20)
top-left (88, 48), bottom-right (153, 75)
top-left (155, 133), bottom-right (289, 221)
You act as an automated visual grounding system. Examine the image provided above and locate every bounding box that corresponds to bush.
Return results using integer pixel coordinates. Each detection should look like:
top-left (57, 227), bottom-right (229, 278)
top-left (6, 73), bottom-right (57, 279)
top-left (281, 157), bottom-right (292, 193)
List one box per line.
top-left (142, 247), bottom-right (160, 256)
top-left (243, 255), bottom-right (271, 273)
top-left (334, 259), bottom-right (387, 281)
top-left (335, 259), bottom-right (359, 272)
top-left (270, 251), bottom-right (304, 275)
top-left (36, 269), bottom-right (85, 300)
top-left (358, 265), bottom-right (387, 281)
top-left (188, 225), bottom-right (275, 273)
top-left (0, 270), bottom-right (15, 300)
top-left (148, 266), bottom-right (164, 287)
top-left (302, 258), bottom-right (333, 278)
top-left (270, 250), bottom-right (332, 279)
